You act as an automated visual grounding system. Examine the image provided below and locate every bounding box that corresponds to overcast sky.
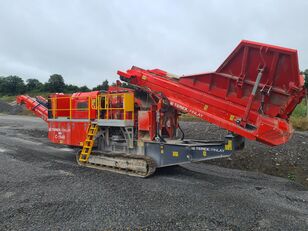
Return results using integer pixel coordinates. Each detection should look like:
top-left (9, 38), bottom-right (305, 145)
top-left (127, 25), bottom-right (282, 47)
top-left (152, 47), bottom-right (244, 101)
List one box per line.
top-left (0, 0), bottom-right (307, 88)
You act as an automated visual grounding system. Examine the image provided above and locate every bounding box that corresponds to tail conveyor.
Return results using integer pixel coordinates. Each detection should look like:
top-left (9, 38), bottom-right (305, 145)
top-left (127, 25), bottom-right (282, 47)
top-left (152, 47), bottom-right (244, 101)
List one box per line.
top-left (16, 95), bottom-right (48, 121)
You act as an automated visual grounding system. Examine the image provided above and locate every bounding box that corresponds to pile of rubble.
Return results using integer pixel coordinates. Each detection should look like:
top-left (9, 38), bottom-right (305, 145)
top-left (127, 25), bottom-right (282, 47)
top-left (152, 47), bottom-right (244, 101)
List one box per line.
top-left (0, 100), bottom-right (23, 115)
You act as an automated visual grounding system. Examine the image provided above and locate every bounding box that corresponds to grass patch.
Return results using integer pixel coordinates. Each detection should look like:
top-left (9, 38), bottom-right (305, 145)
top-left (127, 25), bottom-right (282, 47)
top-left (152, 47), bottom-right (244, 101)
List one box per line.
top-left (290, 100), bottom-right (308, 130)
top-left (291, 117), bottom-right (308, 130)
top-left (291, 100), bottom-right (307, 118)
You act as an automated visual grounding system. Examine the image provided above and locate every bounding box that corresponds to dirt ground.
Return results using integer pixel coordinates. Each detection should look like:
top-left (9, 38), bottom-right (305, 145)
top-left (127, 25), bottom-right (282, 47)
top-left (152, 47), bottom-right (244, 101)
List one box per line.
top-left (0, 115), bottom-right (308, 230)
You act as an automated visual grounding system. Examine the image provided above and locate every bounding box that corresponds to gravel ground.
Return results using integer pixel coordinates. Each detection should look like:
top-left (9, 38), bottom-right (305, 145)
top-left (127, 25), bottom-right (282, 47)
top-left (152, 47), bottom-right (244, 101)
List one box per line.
top-left (0, 115), bottom-right (308, 230)
top-left (180, 122), bottom-right (308, 189)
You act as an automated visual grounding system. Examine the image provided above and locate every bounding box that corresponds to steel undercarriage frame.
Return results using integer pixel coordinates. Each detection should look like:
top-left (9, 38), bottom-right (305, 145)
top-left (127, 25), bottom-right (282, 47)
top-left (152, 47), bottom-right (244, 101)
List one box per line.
top-left (92, 121), bottom-right (244, 169)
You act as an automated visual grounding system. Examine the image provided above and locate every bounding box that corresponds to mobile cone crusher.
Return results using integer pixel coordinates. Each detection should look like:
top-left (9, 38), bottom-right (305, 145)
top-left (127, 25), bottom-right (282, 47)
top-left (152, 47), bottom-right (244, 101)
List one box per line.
top-left (17, 41), bottom-right (306, 177)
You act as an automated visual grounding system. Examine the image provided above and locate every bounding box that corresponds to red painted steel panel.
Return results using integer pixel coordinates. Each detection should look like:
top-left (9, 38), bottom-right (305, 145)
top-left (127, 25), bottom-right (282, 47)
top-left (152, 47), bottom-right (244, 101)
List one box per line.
top-left (48, 121), bottom-right (89, 146)
top-left (71, 91), bottom-right (99, 119)
top-left (70, 122), bottom-right (89, 146)
top-left (48, 121), bottom-right (72, 145)
top-left (118, 40), bottom-right (305, 146)
top-left (50, 93), bottom-right (71, 118)
top-left (138, 111), bottom-right (151, 131)
top-left (138, 110), bottom-right (156, 140)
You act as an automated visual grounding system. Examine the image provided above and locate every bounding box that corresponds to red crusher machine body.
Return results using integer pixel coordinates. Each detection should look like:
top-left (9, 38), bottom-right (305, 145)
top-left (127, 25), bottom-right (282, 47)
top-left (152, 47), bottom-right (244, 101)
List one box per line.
top-left (17, 41), bottom-right (306, 177)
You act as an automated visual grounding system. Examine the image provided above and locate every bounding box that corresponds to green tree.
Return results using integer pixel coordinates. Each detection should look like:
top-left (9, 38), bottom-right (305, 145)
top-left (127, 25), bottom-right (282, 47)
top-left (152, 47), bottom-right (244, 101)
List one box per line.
top-left (304, 69), bottom-right (308, 90)
top-left (47, 74), bottom-right (65, 92)
top-left (93, 80), bottom-right (109, 91)
top-left (26, 78), bottom-right (43, 92)
top-left (0, 76), bottom-right (26, 95)
top-left (65, 84), bottom-right (80, 93)
top-left (0, 77), bottom-right (5, 95)
top-left (79, 85), bottom-right (90, 92)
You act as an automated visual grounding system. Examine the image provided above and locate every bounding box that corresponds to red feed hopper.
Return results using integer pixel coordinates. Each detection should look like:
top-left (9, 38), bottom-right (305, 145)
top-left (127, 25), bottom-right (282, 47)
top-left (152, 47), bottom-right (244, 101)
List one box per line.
top-left (118, 40), bottom-right (306, 146)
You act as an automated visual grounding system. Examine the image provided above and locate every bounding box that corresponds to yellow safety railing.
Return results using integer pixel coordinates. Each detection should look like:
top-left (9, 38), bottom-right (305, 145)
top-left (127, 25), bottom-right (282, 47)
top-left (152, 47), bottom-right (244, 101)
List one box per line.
top-left (48, 96), bottom-right (95, 120)
top-left (48, 92), bottom-right (134, 121)
top-left (97, 92), bottom-right (134, 121)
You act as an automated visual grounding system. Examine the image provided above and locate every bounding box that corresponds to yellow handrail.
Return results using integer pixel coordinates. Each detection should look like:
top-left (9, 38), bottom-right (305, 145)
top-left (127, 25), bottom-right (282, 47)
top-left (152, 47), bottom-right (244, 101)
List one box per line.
top-left (88, 97), bottom-right (91, 119)
top-left (69, 97), bottom-right (72, 119)
top-left (48, 92), bottom-right (134, 121)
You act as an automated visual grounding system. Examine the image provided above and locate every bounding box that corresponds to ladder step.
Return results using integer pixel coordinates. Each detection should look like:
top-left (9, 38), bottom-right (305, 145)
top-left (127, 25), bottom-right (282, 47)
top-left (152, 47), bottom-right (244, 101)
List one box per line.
top-left (79, 123), bottom-right (99, 162)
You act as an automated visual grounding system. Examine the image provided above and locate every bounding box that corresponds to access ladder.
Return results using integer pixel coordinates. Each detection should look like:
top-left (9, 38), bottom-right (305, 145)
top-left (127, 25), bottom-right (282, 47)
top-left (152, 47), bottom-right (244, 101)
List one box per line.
top-left (79, 123), bottom-right (99, 162)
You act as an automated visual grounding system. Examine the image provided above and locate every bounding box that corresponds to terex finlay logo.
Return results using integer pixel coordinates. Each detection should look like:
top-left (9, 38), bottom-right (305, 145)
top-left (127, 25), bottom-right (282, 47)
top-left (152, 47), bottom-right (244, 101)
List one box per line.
top-left (170, 101), bottom-right (204, 118)
top-left (48, 128), bottom-right (71, 132)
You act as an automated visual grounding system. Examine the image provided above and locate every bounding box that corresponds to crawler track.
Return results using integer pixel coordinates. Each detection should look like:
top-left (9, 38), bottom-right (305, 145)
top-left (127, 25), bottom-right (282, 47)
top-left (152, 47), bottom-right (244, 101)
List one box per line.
top-left (76, 151), bottom-right (156, 177)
